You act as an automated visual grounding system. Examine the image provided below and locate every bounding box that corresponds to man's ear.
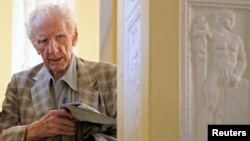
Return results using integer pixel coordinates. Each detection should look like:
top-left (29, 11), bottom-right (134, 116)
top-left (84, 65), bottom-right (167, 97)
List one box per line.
top-left (72, 27), bottom-right (78, 47)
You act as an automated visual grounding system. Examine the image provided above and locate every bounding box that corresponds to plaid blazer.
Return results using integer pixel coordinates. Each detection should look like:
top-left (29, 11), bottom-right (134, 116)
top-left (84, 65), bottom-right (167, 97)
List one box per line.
top-left (0, 57), bottom-right (117, 141)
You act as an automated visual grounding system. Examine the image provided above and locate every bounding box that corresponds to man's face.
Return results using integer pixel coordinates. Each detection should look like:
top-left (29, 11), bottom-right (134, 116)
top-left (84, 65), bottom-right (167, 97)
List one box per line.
top-left (30, 14), bottom-right (77, 73)
top-left (223, 14), bottom-right (235, 31)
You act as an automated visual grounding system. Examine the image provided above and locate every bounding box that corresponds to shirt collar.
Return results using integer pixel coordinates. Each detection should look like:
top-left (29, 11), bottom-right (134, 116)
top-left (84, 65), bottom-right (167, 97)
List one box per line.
top-left (44, 54), bottom-right (78, 91)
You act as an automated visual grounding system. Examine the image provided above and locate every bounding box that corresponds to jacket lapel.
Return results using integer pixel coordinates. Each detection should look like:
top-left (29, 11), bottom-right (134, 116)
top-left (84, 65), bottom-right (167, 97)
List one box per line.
top-left (76, 58), bottom-right (100, 110)
top-left (31, 66), bottom-right (54, 118)
top-left (30, 57), bottom-right (102, 118)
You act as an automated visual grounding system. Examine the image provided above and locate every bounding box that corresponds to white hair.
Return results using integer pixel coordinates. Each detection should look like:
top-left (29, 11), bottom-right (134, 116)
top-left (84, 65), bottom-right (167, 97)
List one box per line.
top-left (25, 3), bottom-right (76, 40)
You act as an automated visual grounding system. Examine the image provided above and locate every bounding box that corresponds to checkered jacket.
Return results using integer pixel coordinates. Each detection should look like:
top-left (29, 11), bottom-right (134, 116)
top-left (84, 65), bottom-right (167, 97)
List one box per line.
top-left (0, 56), bottom-right (117, 141)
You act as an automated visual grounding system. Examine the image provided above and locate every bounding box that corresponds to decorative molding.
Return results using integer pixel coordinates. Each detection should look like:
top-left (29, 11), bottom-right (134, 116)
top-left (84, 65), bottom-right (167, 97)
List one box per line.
top-left (124, 0), bottom-right (141, 22)
top-left (123, 1), bottom-right (142, 140)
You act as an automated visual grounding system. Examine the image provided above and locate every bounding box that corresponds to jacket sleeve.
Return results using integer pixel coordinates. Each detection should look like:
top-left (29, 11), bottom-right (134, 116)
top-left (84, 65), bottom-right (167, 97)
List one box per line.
top-left (0, 74), bottom-right (27, 141)
top-left (0, 125), bottom-right (28, 141)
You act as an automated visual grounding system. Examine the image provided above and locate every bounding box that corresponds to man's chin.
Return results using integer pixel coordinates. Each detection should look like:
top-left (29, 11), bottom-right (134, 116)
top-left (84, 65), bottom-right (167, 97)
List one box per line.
top-left (49, 67), bottom-right (67, 74)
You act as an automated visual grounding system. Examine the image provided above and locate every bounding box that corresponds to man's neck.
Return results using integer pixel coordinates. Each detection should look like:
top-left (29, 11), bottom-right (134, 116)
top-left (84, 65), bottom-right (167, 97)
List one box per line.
top-left (51, 70), bottom-right (66, 82)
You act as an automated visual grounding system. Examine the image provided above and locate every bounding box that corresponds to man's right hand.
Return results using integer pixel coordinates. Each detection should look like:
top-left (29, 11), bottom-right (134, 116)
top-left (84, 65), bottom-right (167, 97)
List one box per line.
top-left (25, 109), bottom-right (76, 141)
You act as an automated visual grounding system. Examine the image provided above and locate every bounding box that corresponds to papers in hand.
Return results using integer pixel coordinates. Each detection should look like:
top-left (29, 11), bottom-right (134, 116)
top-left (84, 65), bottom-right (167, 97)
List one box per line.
top-left (61, 102), bottom-right (116, 125)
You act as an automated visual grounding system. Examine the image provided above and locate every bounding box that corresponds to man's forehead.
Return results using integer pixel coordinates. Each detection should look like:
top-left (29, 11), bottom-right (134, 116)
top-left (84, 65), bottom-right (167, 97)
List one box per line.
top-left (31, 12), bottom-right (63, 26)
top-left (31, 17), bottom-right (66, 34)
top-left (34, 31), bottom-right (66, 38)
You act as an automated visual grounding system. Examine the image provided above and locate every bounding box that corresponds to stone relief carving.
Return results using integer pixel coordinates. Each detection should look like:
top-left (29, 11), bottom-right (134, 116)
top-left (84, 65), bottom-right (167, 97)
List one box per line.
top-left (196, 9), bottom-right (248, 141)
top-left (181, 1), bottom-right (250, 141)
top-left (191, 16), bottom-right (212, 113)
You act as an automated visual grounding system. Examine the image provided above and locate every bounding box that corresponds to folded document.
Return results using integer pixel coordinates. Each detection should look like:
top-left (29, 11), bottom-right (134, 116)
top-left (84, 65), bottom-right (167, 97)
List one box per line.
top-left (61, 102), bottom-right (116, 125)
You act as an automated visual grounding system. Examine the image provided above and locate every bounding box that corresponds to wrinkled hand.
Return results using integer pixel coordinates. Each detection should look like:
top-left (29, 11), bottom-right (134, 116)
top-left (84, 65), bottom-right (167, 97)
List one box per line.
top-left (25, 109), bottom-right (76, 141)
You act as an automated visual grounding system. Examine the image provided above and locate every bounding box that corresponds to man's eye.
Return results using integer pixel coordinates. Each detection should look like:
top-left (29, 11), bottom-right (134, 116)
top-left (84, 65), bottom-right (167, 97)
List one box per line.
top-left (38, 39), bottom-right (47, 43)
top-left (57, 34), bottom-right (65, 38)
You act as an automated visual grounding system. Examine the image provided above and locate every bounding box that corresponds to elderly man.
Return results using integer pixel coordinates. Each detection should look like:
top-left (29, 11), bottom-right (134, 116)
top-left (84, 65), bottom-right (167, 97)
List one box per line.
top-left (0, 3), bottom-right (117, 141)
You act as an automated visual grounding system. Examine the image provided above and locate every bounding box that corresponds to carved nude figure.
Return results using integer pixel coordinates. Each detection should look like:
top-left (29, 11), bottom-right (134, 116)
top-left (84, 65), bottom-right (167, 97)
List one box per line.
top-left (193, 15), bottom-right (212, 81)
top-left (198, 9), bottom-right (247, 141)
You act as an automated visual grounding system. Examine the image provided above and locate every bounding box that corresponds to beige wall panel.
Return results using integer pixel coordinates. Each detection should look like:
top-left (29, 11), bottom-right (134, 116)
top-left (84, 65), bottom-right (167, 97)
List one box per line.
top-left (150, 0), bottom-right (179, 141)
top-left (118, 0), bottom-right (179, 141)
top-left (0, 1), bottom-right (12, 110)
top-left (76, 0), bottom-right (100, 61)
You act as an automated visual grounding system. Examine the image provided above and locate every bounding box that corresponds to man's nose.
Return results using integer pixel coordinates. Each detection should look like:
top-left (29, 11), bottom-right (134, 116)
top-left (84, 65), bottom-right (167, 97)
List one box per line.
top-left (48, 39), bottom-right (59, 54)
